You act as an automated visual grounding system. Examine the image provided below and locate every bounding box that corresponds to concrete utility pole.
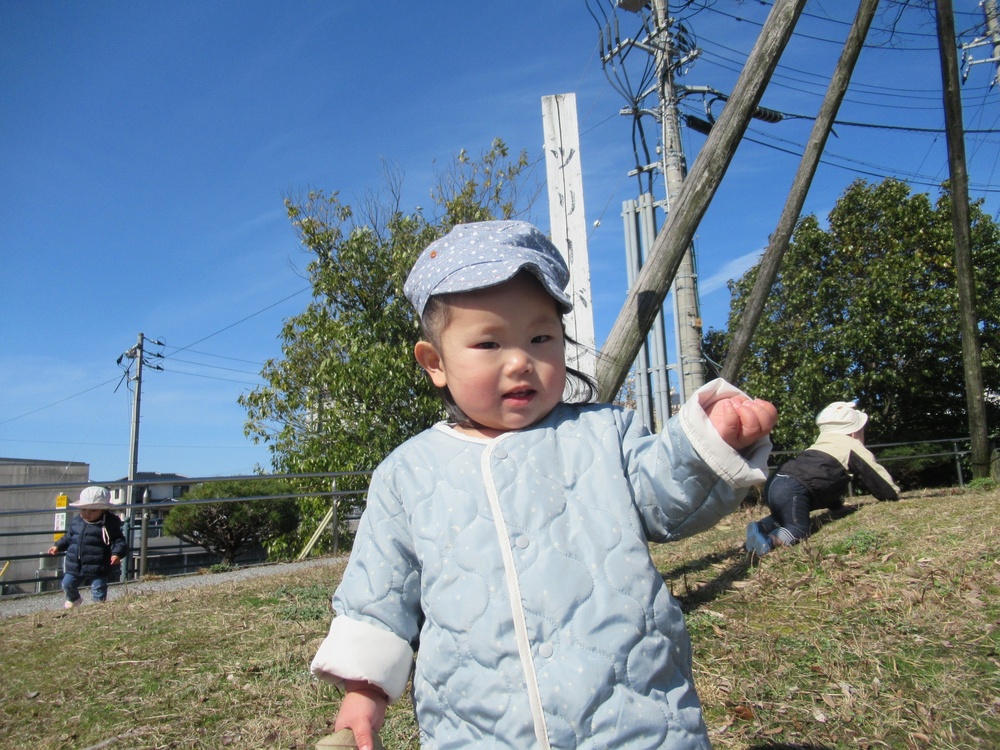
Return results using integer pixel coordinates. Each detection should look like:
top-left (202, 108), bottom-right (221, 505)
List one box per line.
top-left (597, 0), bottom-right (807, 403)
top-left (650, 0), bottom-right (705, 403)
top-left (123, 333), bottom-right (144, 581)
top-left (722, 0), bottom-right (880, 382)
top-left (126, 333), bottom-right (144, 510)
top-left (961, 0), bottom-right (1000, 87)
top-left (988, 0), bottom-right (1000, 83)
top-left (542, 93), bottom-right (597, 380)
top-left (119, 333), bottom-right (163, 578)
top-left (935, 0), bottom-right (992, 480)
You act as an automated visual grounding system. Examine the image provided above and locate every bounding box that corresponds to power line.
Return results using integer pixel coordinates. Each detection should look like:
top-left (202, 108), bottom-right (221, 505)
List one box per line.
top-left (0, 378), bottom-right (121, 427)
top-left (4, 286), bottom-right (307, 434)
top-left (739, 125), bottom-right (1000, 194)
top-left (164, 356), bottom-right (262, 376)
top-left (161, 285), bottom-right (309, 361)
top-left (159, 369), bottom-right (263, 387)
top-left (162, 347), bottom-right (266, 367)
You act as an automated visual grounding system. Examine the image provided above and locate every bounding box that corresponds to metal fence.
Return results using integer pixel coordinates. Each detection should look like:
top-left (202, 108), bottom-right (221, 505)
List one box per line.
top-left (768, 435), bottom-right (985, 489)
top-left (1, 436), bottom-right (992, 598)
top-left (0, 472), bottom-right (371, 597)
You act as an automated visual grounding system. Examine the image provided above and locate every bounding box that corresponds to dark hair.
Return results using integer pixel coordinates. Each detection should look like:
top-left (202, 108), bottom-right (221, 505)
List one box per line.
top-left (419, 290), bottom-right (599, 427)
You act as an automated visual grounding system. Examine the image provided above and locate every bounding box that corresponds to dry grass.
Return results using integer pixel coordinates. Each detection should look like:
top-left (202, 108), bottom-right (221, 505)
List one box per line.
top-left (662, 486), bottom-right (1000, 750)
top-left (1, 486), bottom-right (997, 749)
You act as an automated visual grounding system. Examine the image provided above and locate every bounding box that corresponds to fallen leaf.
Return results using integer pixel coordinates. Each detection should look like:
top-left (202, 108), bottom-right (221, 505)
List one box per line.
top-left (732, 704), bottom-right (755, 721)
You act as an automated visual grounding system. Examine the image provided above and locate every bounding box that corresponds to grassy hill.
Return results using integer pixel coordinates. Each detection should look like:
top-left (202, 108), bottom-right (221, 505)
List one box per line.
top-left (2, 486), bottom-right (997, 749)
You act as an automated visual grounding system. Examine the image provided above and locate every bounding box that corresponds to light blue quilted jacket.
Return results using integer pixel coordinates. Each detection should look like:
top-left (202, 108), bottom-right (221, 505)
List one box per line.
top-left (312, 380), bottom-right (771, 749)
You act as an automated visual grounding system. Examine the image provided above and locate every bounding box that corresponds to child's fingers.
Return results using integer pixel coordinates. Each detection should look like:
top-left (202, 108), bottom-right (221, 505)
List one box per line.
top-left (736, 399), bottom-right (777, 442)
top-left (709, 399), bottom-right (741, 442)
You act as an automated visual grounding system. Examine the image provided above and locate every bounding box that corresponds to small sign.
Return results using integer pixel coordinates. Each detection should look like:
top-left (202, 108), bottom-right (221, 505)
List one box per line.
top-left (54, 493), bottom-right (68, 541)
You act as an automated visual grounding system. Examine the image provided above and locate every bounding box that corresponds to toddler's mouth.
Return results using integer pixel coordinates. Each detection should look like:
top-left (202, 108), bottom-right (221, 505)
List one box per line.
top-left (503, 388), bottom-right (535, 402)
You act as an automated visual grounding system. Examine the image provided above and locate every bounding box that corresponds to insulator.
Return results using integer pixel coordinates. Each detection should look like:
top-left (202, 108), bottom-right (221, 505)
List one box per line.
top-left (752, 106), bottom-right (784, 124)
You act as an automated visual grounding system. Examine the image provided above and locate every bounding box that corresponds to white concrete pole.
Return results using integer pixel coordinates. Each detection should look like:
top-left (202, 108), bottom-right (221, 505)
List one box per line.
top-left (542, 93), bottom-right (597, 380)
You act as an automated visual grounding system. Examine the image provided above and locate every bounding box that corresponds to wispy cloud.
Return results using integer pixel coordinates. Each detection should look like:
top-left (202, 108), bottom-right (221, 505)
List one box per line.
top-left (699, 249), bottom-right (763, 296)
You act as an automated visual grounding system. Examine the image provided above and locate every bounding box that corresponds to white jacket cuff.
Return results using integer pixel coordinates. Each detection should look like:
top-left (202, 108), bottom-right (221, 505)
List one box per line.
top-left (310, 616), bottom-right (414, 702)
top-left (679, 378), bottom-right (771, 488)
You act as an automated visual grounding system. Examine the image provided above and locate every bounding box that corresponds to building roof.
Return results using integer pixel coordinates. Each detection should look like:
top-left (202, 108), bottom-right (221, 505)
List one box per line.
top-left (112, 471), bottom-right (191, 483)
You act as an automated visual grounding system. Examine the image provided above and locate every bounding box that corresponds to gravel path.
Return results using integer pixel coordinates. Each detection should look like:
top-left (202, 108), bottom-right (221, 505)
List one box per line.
top-left (0, 556), bottom-right (343, 619)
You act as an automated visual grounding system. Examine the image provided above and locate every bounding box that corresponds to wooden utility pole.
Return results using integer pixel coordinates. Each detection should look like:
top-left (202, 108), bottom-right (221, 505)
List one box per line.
top-left (596, 0), bottom-right (807, 402)
top-left (722, 0), bottom-right (880, 382)
top-left (935, 0), bottom-right (991, 479)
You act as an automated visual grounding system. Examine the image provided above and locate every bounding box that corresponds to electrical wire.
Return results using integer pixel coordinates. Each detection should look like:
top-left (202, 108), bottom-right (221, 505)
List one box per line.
top-left (161, 286), bottom-right (309, 361)
top-left (3, 285), bottom-right (308, 435)
top-left (0, 378), bottom-right (121, 427)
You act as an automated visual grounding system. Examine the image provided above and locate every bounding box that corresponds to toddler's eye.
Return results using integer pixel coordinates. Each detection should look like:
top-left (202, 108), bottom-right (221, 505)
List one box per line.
top-left (475, 341), bottom-right (499, 350)
top-left (532, 335), bottom-right (552, 344)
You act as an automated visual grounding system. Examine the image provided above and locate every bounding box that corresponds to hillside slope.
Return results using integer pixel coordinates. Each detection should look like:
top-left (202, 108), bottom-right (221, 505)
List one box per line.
top-left (1, 487), bottom-right (997, 749)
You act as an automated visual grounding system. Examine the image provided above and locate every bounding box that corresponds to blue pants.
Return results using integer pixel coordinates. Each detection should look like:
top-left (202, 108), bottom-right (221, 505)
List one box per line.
top-left (761, 474), bottom-right (814, 545)
top-left (61, 572), bottom-right (109, 603)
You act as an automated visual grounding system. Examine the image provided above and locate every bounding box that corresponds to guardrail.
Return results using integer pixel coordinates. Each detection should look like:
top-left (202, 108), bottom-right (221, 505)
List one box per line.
top-left (768, 435), bottom-right (986, 489)
top-left (0, 472), bottom-right (371, 597)
top-left (3, 436), bottom-right (993, 597)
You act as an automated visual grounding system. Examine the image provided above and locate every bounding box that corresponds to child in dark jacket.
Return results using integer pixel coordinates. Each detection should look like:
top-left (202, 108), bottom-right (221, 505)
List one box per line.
top-left (48, 486), bottom-right (127, 608)
top-left (746, 401), bottom-right (900, 556)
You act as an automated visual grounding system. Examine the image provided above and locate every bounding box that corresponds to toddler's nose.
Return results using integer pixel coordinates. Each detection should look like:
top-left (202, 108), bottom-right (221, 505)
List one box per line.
top-left (506, 349), bottom-right (534, 374)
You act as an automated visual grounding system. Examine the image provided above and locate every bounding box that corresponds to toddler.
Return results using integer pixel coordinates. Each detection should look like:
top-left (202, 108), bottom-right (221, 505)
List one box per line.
top-left (311, 220), bottom-right (776, 749)
top-left (48, 486), bottom-right (127, 608)
top-left (746, 400), bottom-right (899, 555)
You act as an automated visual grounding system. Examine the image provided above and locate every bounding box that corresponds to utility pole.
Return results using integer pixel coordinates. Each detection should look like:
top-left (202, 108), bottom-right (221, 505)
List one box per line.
top-left (983, 0), bottom-right (1000, 82)
top-left (961, 0), bottom-right (1000, 87)
top-left (936, 0), bottom-right (992, 480)
top-left (988, 0), bottom-right (1000, 83)
top-left (542, 93), bottom-right (597, 380)
top-left (650, 0), bottom-right (705, 403)
top-left (597, 0), bottom-right (806, 402)
top-left (118, 332), bottom-right (163, 577)
top-left (122, 333), bottom-right (144, 581)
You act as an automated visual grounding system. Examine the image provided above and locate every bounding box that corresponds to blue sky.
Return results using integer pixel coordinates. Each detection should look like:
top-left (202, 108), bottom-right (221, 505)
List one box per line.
top-left (2, 1), bottom-right (998, 483)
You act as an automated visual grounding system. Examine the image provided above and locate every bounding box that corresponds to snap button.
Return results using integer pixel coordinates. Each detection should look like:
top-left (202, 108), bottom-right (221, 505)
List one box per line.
top-left (539, 643), bottom-right (553, 658)
top-left (515, 536), bottom-right (529, 549)
top-left (494, 448), bottom-right (508, 459)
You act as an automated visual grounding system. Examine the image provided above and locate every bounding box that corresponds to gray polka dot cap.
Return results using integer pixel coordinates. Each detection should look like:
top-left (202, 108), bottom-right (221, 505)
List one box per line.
top-left (404, 220), bottom-right (572, 318)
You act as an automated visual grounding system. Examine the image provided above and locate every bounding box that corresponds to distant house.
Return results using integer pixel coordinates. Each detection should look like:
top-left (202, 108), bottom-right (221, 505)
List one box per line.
top-left (111, 471), bottom-right (191, 529)
top-left (0, 458), bottom-right (90, 595)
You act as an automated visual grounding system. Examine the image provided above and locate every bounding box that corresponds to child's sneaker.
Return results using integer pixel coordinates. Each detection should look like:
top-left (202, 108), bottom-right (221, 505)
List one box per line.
top-left (63, 599), bottom-right (82, 609)
top-left (745, 521), bottom-right (772, 556)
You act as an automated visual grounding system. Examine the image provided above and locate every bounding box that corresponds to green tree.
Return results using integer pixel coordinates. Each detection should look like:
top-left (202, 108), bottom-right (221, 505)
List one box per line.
top-left (163, 479), bottom-right (300, 566)
top-left (706, 178), bottom-right (1000, 452)
top-left (239, 139), bottom-right (534, 551)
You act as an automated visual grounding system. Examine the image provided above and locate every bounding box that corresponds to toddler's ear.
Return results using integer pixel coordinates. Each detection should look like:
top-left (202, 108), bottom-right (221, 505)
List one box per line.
top-left (414, 341), bottom-right (447, 388)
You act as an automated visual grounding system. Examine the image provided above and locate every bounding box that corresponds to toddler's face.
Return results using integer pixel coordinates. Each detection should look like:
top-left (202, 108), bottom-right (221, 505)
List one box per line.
top-left (417, 274), bottom-right (567, 438)
top-left (79, 508), bottom-right (104, 522)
